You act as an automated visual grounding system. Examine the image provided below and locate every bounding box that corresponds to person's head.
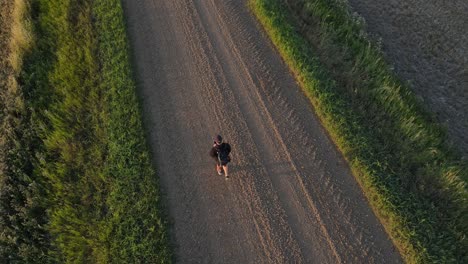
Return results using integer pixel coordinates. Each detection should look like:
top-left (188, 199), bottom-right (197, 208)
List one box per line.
top-left (214, 134), bottom-right (223, 145)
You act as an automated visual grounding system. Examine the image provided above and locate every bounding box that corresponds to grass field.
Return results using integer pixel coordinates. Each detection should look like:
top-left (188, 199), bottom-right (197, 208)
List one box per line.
top-left (0, 0), bottom-right (53, 261)
top-left (250, 0), bottom-right (467, 263)
top-left (1, 0), bottom-right (172, 262)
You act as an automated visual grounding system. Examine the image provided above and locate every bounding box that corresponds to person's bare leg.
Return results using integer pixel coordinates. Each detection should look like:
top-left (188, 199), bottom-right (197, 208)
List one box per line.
top-left (222, 165), bottom-right (229, 177)
top-left (216, 164), bottom-right (222, 175)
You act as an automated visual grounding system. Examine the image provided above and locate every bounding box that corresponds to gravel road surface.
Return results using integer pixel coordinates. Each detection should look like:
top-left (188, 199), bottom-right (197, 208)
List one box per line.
top-left (121, 0), bottom-right (402, 263)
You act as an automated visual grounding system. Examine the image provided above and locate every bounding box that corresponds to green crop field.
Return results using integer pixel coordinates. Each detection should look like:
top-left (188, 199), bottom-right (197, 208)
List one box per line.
top-left (0, 0), bottom-right (172, 262)
top-left (249, 0), bottom-right (467, 263)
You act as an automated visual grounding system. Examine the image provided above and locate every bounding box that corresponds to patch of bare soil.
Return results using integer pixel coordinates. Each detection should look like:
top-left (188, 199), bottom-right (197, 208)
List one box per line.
top-left (346, 0), bottom-right (468, 158)
top-left (122, 0), bottom-right (402, 262)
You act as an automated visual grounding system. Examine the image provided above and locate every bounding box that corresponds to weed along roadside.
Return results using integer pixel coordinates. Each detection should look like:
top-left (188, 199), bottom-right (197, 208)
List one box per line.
top-left (249, 0), bottom-right (467, 263)
top-left (0, 0), bottom-right (172, 262)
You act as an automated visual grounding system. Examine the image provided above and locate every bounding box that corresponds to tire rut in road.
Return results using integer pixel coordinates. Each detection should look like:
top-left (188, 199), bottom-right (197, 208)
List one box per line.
top-left (176, 0), bottom-right (305, 261)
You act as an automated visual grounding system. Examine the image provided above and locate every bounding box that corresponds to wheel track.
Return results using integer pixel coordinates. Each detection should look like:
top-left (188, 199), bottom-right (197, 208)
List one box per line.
top-left (203, 0), bottom-right (343, 261)
top-left (191, 0), bottom-right (344, 262)
top-left (169, 0), bottom-right (297, 262)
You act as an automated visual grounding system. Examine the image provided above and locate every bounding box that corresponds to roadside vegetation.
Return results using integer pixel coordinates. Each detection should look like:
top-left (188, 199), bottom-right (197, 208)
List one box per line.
top-left (250, 0), bottom-right (467, 263)
top-left (0, 0), bottom-right (53, 262)
top-left (1, 0), bottom-right (171, 262)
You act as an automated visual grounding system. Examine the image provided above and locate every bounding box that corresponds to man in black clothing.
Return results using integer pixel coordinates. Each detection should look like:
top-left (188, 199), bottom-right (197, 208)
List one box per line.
top-left (210, 134), bottom-right (232, 179)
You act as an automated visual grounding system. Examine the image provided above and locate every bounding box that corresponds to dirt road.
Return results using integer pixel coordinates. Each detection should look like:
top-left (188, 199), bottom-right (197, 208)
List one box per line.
top-left (347, 0), bottom-right (468, 158)
top-left (121, 0), bottom-right (402, 263)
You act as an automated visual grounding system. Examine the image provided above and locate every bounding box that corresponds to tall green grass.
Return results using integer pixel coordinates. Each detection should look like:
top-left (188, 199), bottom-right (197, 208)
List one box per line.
top-left (38, 0), bottom-right (110, 261)
top-left (250, 0), bottom-right (467, 262)
top-left (3, 0), bottom-right (172, 262)
top-left (93, 0), bottom-right (172, 262)
top-left (43, 0), bottom-right (171, 261)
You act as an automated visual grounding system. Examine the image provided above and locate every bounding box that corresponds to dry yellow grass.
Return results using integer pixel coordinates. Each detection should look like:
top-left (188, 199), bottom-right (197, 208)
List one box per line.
top-left (1, 0), bottom-right (32, 166)
top-left (1, 0), bottom-right (32, 94)
top-left (9, 0), bottom-right (32, 73)
top-left (1, 0), bottom-right (31, 113)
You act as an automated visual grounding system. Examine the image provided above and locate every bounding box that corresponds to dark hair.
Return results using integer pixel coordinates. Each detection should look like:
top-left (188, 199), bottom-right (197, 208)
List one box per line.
top-left (214, 134), bottom-right (223, 144)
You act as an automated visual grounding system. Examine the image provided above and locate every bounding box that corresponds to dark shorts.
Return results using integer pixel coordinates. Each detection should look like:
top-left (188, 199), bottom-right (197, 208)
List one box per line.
top-left (215, 157), bottom-right (230, 166)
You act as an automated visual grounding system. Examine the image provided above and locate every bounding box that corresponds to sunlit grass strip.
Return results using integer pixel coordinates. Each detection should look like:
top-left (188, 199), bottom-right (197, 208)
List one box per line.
top-left (21, 0), bottom-right (172, 261)
top-left (249, 0), bottom-right (467, 263)
top-left (40, 0), bottom-right (110, 261)
top-left (8, 0), bottom-right (32, 71)
top-left (93, 0), bottom-right (172, 261)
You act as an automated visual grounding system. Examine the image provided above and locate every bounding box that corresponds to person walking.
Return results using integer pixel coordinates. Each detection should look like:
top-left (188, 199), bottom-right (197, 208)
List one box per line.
top-left (210, 134), bottom-right (232, 179)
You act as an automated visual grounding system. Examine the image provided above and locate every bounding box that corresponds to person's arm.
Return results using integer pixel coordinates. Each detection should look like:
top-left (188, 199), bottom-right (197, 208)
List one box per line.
top-left (209, 147), bottom-right (217, 158)
top-left (226, 143), bottom-right (231, 154)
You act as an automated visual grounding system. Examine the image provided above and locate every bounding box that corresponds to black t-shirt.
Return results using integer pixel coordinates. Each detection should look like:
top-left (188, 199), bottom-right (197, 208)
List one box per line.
top-left (210, 143), bottom-right (231, 159)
